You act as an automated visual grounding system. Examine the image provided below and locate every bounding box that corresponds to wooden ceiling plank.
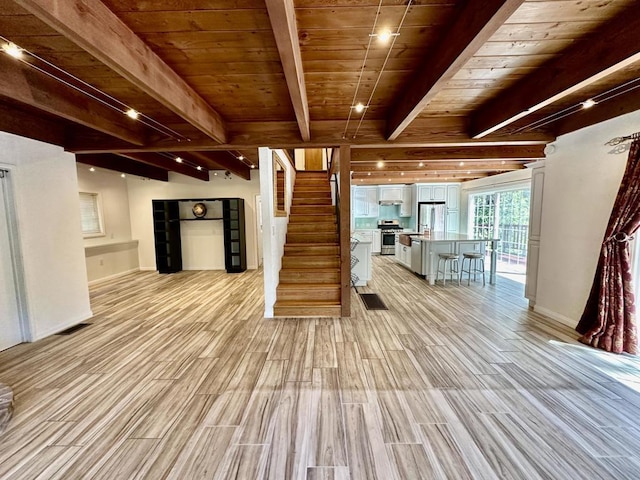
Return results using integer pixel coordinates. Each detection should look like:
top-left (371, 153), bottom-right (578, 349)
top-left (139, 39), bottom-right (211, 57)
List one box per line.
top-left (14, 0), bottom-right (228, 144)
top-left (351, 162), bottom-right (525, 172)
top-left (470, 5), bottom-right (640, 139)
top-left (76, 153), bottom-right (169, 182)
top-left (265, 0), bottom-right (310, 141)
top-left (189, 151), bottom-right (251, 181)
top-left (385, 0), bottom-right (526, 140)
top-left (117, 152), bottom-right (209, 181)
top-left (0, 54), bottom-right (146, 145)
top-left (0, 101), bottom-right (66, 146)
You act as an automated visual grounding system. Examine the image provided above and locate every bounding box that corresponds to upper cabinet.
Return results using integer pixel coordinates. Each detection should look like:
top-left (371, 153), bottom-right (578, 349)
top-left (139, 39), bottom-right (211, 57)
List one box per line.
top-left (379, 186), bottom-right (403, 201)
top-left (399, 185), bottom-right (413, 217)
top-left (418, 184), bottom-right (446, 202)
top-left (353, 186), bottom-right (379, 218)
top-left (446, 184), bottom-right (460, 210)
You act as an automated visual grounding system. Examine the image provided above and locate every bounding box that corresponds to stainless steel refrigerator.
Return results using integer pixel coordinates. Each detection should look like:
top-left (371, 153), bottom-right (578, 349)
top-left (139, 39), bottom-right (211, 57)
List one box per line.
top-left (417, 201), bottom-right (446, 234)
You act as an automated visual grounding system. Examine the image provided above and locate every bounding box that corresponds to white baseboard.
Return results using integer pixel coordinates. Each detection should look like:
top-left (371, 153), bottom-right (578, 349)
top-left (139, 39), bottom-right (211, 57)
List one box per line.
top-left (32, 309), bottom-right (94, 341)
top-left (88, 268), bottom-right (140, 286)
top-left (139, 266), bottom-right (156, 271)
top-left (533, 305), bottom-right (577, 328)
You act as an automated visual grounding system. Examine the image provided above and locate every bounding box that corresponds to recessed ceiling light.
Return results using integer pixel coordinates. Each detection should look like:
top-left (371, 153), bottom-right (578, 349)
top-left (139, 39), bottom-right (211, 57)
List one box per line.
top-left (467, 171), bottom-right (471, 175)
top-left (459, 161), bottom-right (465, 166)
top-left (125, 108), bottom-right (139, 119)
top-left (388, 179), bottom-right (391, 182)
top-left (2, 42), bottom-right (23, 59)
top-left (400, 172), bottom-right (404, 176)
top-left (377, 161), bottom-right (384, 168)
top-left (121, 173), bottom-right (126, 178)
top-left (89, 167), bottom-right (95, 172)
top-left (214, 172), bottom-right (218, 176)
top-left (250, 164), bottom-right (256, 169)
top-left (367, 172), bottom-right (371, 176)
top-left (582, 99), bottom-right (597, 109)
top-left (418, 162), bottom-right (424, 167)
top-left (501, 160), bottom-right (506, 165)
top-left (175, 157), bottom-right (183, 163)
top-left (360, 179), bottom-right (363, 182)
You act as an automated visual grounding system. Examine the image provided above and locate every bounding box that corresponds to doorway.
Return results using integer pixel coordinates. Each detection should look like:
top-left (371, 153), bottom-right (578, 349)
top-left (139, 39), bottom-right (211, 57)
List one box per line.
top-left (469, 188), bottom-right (531, 283)
top-left (0, 169), bottom-right (26, 351)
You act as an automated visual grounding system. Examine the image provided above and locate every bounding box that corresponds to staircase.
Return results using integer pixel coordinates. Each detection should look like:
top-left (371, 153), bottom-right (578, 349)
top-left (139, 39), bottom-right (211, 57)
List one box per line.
top-left (273, 171), bottom-right (342, 317)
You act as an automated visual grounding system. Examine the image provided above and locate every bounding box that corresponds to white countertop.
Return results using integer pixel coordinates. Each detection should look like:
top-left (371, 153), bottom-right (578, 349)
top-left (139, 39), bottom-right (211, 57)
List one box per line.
top-left (351, 232), bottom-right (372, 244)
top-left (409, 233), bottom-right (499, 242)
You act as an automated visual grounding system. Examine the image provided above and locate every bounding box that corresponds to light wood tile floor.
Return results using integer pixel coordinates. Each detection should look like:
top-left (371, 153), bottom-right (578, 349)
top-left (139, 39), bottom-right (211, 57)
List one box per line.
top-left (2, 256), bottom-right (640, 479)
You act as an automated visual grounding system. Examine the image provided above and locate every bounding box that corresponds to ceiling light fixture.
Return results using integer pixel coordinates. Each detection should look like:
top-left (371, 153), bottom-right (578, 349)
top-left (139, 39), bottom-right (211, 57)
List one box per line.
top-left (377, 161), bottom-right (384, 168)
top-left (250, 164), bottom-right (256, 169)
top-left (89, 167), bottom-right (95, 172)
top-left (175, 156), bottom-right (183, 163)
top-left (371, 30), bottom-right (399, 44)
top-left (121, 173), bottom-right (126, 178)
top-left (459, 161), bottom-right (465, 166)
top-left (352, 103), bottom-right (367, 114)
top-left (400, 172), bottom-right (404, 176)
top-left (238, 155), bottom-right (244, 161)
top-left (196, 165), bottom-right (202, 171)
top-left (125, 108), bottom-right (139, 120)
top-left (2, 41), bottom-right (22, 59)
top-left (367, 172), bottom-right (371, 176)
top-left (581, 99), bottom-right (597, 109)
top-left (418, 162), bottom-right (424, 167)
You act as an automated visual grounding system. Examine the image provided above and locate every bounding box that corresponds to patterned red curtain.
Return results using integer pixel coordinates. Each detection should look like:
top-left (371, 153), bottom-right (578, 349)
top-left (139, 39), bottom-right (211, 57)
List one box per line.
top-left (576, 139), bottom-right (640, 354)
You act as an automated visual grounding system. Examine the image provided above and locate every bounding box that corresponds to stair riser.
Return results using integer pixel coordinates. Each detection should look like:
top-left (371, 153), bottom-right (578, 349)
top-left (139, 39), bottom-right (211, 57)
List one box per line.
top-left (273, 305), bottom-right (342, 318)
top-left (279, 271), bottom-right (340, 283)
top-left (288, 224), bottom-right (336, 233)
top-left (290, 206), bottom-right (334, 215)
top-left (282, 257), bottom-right (339, 268)
top-left (276, 288), bottom-right (340, 302)
top-left (292, 199), bottom-right (332, 206)
top-left (284, 245), bottom-right (340, 255)
top-left (288, 214), bottom-right (335, 223)
top-left (294, 186), bottom-right (331, 192)
top-left (286, 233), bottom-right (338, 243)
top-left (295, 176), bottom-right (328, 182)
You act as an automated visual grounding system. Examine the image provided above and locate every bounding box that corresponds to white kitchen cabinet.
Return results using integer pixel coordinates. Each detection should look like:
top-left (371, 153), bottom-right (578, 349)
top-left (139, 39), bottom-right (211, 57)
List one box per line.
top-left (399, 185), bottom-right (413, 217)
top-left (525, 163), bottom-right (545, 304)
top-left (446, 210), bottom-right (459, 233)
top-left (446, 184), bottom-right (460, 210)
top-left (418, 184), bottom-right (447, 202)
top-left (372, 229), bottom-right (381, 254)
top-left (352, 186), bottom-right (379, 218)
top-left (379, 186), bottom-right (403, 202)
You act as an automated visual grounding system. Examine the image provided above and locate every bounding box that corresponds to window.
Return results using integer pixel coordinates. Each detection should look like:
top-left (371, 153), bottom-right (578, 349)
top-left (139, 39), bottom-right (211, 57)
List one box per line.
top-left (79, 192), bottom-right (104, 237)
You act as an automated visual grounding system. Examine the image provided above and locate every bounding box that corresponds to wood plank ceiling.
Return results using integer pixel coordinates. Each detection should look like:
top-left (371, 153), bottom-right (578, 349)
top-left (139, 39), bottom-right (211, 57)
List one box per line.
top-left (0, 0), bottom-right (638, 183)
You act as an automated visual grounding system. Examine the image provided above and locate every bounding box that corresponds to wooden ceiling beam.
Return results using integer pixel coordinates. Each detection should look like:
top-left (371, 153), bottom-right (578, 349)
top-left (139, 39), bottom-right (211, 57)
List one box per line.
top-left (76, 153), bottom-right (169, 182)
top-left (265, 0), bottom-right (310, 141)
top-left (15, 0), bottom-right (227, 144)
top-left (0, 54), bottom-right (146, 145)
top-left (351, 161), bottom-right (525, 172)
top-left (189, 151), bottom-right (252, 181)
top-left (351, 145), bottom-right (544, 162)
top-left (385, 0), bottom-right (525, 140)
top-left (554, 88), bottom-right (640, 137)
top-left (0, 102), bottom-right (66, 147)
top-left (470, 5), bottom-right (640, 138)
top-left (116, 152), bottom-right (209, 181)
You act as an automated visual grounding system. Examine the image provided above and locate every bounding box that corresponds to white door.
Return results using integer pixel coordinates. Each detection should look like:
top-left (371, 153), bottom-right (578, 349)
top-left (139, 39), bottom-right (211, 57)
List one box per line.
top-left (0, 171), bottom-right (23, 351)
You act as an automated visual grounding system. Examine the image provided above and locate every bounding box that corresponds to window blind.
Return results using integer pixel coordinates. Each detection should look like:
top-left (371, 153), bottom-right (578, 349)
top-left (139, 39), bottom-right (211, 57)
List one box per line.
top-left (79, 192), bottom-right (102, 235)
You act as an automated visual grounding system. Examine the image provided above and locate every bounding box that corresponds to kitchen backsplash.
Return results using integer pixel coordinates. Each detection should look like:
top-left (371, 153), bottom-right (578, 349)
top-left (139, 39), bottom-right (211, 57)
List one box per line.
top-left (354, 217), bottom-right (415, 229)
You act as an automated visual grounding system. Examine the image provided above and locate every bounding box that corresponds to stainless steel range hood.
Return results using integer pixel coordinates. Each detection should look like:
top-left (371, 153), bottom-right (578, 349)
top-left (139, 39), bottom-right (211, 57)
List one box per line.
top-left (378, 200), bottom-right (403, 206)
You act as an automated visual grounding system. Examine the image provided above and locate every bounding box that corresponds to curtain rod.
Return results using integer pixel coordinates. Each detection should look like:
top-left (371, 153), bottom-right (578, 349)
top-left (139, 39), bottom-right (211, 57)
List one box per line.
top-left (606, 132), bottom-right (640, 146)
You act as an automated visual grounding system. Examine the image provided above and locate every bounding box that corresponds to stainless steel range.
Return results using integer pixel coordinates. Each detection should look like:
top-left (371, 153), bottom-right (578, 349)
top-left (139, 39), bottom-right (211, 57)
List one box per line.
top-left (378, 220), bottom-right (403, 255)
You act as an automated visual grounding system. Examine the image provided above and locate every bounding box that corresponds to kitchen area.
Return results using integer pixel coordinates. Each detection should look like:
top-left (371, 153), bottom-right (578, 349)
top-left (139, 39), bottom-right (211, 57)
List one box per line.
top-left (351, 182), bottom-right (498, 286)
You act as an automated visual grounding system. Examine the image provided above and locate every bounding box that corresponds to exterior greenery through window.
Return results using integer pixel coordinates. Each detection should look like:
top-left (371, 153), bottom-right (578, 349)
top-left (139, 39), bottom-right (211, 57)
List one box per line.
top-left (79, 192), bottom-right (104, 237)
top-left (470, 189), bottom-right (530, 271)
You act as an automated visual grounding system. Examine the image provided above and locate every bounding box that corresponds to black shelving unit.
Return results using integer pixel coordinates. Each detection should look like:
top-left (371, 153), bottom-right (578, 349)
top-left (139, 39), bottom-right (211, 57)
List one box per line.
top-left (151, 198), bottom-right (247, 274)
top-left (152, 200), bottom-right (182, 273)
top-left (222, 198), bottom-right (247, 273)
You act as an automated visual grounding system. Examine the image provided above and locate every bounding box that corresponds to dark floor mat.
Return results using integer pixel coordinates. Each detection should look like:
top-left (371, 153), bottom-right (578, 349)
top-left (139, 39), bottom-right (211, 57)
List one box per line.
top-left (56, 323), bottom-right (91, 335)
top-left (359, 293), bottom-right (388, 310)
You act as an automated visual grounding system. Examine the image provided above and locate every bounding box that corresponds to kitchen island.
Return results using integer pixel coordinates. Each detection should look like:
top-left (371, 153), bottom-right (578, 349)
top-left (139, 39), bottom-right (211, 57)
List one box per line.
top-left (398, 232), bottom-right (500, 285)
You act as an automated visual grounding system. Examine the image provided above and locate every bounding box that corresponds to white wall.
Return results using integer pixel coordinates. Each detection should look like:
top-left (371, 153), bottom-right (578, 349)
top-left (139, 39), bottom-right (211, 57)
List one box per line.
top-left (533, 110), bottom-right (640, 326)
top-left (260, 147), bottom-right (295, 317)
top-left (77, 165), bottom-right (139, 283)
top-left (0, 132), bottom-right (92, 340)
top-left (459, 168), bottom-right (533, 234)
top-left (127, 169), bottom-right (261, 271)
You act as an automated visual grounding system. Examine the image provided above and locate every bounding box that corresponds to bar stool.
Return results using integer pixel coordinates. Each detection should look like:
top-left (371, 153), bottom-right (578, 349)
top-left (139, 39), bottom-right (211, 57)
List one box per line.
top-left (436, 253), bottom-right (460, 286)
top-left (460, 252), bottom-right (485, 286)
